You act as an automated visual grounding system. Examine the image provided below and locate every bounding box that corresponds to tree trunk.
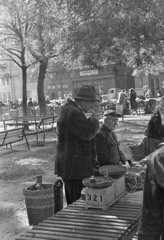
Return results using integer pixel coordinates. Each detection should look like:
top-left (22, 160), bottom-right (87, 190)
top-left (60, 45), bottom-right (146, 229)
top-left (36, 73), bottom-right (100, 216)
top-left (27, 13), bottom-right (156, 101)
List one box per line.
top-left (38, 59), bottom-right (48, 115)
top-left (22, 65), bottom-right (29, 131)
top-left (22, 66), bottom-right (27, 116)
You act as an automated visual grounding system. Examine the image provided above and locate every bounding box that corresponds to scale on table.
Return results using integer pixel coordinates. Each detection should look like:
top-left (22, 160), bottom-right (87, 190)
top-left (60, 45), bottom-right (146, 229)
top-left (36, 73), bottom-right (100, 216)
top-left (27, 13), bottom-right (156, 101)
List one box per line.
top-left (82, 165), bottom-right (127, 211)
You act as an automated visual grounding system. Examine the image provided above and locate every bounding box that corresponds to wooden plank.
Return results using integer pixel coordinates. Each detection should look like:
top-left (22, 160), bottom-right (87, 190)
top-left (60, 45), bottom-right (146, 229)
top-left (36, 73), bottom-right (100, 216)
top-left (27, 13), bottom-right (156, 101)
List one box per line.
top-left (109, 202), bottom-right (141, 208)
top-left (16, 238), bottom-right (46, 240)
top-left (25, 231), bottom-right (120, 240)
top-left (29, 225), bottom-right (123, 237)
top-left (43, 217), bottom-right (130, 227)
top-left (69, 205), bottom-right (140, 213)
top-left (48, 214), bottom-right (132, 225)
top-left (0, 133), bottom-right (6, 144)
top-left (67, 207), bottom-right (140, 217)
top-left (36, 221), bottom-right (127, 232)
top-left (60, 209), bottom-right (138, 221)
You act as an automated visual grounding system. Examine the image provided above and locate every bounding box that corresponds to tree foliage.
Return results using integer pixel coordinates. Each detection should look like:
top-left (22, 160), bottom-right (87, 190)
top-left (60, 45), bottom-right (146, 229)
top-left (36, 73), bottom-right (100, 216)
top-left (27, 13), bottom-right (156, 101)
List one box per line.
top-left (66, 0), bottom-right (164, 75)
top-left (27, 0), bottom-right (70, 114)
top-left (0, 0), bottom-right (37, 115)
top-left (0, 0), bottom-right (70, 114)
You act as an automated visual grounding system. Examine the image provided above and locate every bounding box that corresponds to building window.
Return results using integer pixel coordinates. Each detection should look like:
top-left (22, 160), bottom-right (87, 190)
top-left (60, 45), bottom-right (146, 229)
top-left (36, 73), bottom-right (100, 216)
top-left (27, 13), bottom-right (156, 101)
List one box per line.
top-left (7, 92), bottom-right (11, 100)
top-left (2, 77), bottom-right (5, 85)
top-left (63, 84), bottom-right (68, 88)
top-left (3, 93), bottom-right (7, 102)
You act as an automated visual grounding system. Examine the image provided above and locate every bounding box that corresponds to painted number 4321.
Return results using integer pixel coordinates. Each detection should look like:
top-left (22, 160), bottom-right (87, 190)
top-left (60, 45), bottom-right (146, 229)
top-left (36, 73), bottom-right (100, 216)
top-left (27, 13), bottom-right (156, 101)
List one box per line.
top-left (87, 194), bottom-right (103, 202)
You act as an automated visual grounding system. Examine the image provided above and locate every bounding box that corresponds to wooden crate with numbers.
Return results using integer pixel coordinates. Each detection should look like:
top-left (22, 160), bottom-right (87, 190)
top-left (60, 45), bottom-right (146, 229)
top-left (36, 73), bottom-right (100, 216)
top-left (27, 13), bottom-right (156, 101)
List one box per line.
top-left (85, 175), bottom-right (126, 210)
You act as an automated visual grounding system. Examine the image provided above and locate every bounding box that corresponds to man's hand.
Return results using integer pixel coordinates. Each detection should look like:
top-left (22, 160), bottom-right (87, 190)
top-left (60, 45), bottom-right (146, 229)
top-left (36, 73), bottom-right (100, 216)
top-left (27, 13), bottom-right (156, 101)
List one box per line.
top-left (123, 161), bottom-right (130, 169)
top-left (91, 111), bottom-right (100, 121)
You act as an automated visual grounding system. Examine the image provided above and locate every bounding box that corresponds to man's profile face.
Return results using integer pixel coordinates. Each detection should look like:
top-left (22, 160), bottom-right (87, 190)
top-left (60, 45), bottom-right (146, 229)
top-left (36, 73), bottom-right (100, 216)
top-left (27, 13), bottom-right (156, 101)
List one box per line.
top-left (82, 100), bottom-right (95, 113)
top-left (104, 115), bottom-right (118, 130)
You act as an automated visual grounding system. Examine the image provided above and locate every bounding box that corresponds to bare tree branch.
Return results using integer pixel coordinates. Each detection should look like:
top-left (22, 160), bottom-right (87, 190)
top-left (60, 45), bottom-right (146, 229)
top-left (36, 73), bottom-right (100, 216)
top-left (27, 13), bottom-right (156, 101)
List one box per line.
top-left (0, 46), bottom-right (21, 60)
top-left (5, 53), bottom-right (22, 68)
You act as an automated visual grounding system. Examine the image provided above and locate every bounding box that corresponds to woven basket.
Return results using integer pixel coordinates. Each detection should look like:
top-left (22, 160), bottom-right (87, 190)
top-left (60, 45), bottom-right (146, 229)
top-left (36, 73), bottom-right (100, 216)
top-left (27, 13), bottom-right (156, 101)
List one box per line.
top-left (23, 179), bottom-right (63, 225)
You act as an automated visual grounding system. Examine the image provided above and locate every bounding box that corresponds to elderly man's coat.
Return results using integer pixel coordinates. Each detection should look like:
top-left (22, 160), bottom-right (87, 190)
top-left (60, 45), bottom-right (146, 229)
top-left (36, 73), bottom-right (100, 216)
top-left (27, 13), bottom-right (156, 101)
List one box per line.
top-left (95, 125), bottom-right (126, 166)
top-left (55, 100), bottom-right (99, 179)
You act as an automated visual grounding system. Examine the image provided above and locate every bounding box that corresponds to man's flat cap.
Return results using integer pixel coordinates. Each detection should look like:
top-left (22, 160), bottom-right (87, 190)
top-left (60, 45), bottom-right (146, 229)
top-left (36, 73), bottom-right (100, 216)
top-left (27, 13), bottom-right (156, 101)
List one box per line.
top-left (104, 110), bottom-right (121, 117)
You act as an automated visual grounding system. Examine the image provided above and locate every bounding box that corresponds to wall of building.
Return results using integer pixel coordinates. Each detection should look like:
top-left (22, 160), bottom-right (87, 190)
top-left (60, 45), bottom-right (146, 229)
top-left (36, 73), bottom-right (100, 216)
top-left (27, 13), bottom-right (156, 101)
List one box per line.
top-left (0, 59), bottom-right (13, 102)
top-left (45, 64), bottom-right (135, 99)
top-left (134, 73), bottom-right (164, 97)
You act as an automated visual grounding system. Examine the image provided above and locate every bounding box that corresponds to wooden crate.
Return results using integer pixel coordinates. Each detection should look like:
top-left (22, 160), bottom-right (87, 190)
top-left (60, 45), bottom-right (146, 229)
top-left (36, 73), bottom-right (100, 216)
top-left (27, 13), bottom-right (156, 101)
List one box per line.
top-left (85, 175), bottom-right (126, 210)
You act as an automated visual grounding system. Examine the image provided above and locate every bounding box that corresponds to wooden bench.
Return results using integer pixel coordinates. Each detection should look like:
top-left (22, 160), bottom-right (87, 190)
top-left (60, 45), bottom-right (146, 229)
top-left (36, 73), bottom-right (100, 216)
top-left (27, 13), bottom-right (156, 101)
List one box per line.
top-left (3, 116), bottom-right (39, 130)
top-left (0, 127), bottom-right (30, 150)
top-left (16, 191), bottom-right (142, 240)
top-left (34, 116), bottom-right (57, 142)
top-left (3, 115), bottom-right (56, 131)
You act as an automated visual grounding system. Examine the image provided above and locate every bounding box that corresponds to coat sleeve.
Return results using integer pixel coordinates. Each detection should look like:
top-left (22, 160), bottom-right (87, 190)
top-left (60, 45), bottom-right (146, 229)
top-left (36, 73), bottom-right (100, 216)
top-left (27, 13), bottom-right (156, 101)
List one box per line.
top-left (66, 108), bottom-right (99, 141)
top-left (154, 153), bottom-right (164, 189)
top-left (153, 118), bottom-right (164, 137)
top-left (95, 132), bottom-right (114, 166)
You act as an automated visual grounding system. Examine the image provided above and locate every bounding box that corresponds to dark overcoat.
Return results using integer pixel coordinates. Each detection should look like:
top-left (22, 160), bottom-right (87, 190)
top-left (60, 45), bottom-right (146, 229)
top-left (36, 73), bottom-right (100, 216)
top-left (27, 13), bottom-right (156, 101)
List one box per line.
top-left (55, 100), bottom-right (99, 179)
top-left (95, 125), bottom-right (126, 166)
top-left (145, 112), bottom-right (164, 140)
top-left (129, 91), bottom-right (138, 110)
top-left (138, 146), bottom-right (164, 240)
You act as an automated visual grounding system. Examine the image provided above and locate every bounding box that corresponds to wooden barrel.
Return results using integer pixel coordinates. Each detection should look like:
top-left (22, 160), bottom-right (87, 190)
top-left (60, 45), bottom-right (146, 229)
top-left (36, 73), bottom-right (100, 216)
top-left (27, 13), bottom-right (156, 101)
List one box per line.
top-left (23, 179), bottom-right (63, 225)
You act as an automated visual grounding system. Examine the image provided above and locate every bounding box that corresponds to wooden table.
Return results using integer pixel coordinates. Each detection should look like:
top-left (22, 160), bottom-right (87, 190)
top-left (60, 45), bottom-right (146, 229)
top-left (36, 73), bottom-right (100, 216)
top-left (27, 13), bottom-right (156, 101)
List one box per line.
top-left (16, 191), bottom-right (142, 240)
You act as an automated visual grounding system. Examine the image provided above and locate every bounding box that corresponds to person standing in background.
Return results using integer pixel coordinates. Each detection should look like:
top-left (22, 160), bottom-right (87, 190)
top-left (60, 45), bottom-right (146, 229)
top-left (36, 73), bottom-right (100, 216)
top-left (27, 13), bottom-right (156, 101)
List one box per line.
top-left (27, 98), bottom-right (34, 108)
top-left (129, 88), bottom-right (138, 115)
top-left (130, 97), bottom-right (164, 161)
top-left (0, 100), bottom-right (6, 121)
top-left (156, 89), bottom-right (162, 98)
top-left (145, 89), bottom-right (153, 99)
top-left (55, 86), bottom-right (100, 205)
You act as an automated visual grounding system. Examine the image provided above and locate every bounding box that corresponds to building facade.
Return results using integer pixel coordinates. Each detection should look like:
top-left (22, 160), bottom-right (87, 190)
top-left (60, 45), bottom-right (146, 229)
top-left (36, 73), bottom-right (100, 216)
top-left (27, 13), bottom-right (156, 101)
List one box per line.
top-left (46, 64), bottom-right (135, 99)
top-left (1, 57), bottom-right (164, 102)
top-left (0, 58), bottom-right (38, 102)
top-left (134, 73), bottom-right (164, 97)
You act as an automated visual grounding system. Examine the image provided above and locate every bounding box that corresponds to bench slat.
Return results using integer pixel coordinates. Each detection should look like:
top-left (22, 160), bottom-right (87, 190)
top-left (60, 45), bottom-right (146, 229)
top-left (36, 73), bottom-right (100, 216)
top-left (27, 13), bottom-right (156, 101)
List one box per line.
top-left (0, 128), bottom-right (29, 150)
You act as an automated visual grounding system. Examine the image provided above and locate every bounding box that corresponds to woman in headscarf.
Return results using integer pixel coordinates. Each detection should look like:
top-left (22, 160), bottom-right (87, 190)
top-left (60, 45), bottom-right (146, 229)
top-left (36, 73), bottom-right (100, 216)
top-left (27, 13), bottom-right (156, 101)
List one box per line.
top-left (130, 97), bottom-right (164, 161)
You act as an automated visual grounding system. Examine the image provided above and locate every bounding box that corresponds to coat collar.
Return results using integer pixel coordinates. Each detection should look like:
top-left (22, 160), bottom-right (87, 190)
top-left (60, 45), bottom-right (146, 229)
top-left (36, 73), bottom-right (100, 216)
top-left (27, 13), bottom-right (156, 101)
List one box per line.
top-left (100, 124), bottom-right (112, 133)
top-left (100, 124), bottom-right (117, 145)
top-left (66, 99), bottom-right (82, 111)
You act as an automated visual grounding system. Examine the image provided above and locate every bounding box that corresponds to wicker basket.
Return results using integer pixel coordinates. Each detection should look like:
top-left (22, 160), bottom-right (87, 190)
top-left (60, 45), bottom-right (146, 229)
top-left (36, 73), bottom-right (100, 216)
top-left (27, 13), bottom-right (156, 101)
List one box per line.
top-left (23, 179), bottom-right (63, 225)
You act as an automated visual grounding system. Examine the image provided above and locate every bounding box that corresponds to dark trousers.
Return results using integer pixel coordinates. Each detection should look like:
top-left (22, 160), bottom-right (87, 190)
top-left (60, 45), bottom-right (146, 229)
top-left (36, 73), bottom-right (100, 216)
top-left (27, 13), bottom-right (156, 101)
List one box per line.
top-left (62, 178), bottom-right (84, 205)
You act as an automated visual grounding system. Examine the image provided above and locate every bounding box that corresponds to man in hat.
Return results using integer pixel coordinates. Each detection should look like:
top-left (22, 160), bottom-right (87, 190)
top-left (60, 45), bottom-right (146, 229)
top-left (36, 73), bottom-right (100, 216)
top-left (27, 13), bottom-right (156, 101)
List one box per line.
top-left (95, 110), bottom-right (130, 167)
top-left (55, 86), bottom-right (100, 205)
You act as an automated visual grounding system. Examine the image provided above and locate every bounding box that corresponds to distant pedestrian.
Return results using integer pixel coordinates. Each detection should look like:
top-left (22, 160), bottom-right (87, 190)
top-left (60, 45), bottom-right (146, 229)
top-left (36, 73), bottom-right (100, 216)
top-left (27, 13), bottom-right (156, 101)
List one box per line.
top-left (12, 100), bottom-right (19, 109)
top-left (6, 99), bottom-right (13, 108)
top-left (45, 96), bottom-right (50, 104)
top-left (145, 89), bottom-right (153, 99)
top-left (156, 89), bottom-right (162, 98)
top-left (117, 90), bottom-right (127, 110)
top-left (0, 100), bottom-right (6, 120)
top-left (129, 88), bottom-right (138, 115)
top-left (27, 98), bottom-right (34, 108)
